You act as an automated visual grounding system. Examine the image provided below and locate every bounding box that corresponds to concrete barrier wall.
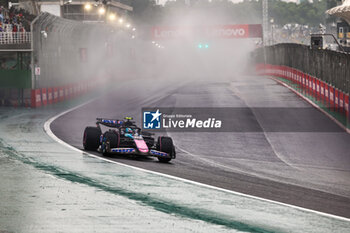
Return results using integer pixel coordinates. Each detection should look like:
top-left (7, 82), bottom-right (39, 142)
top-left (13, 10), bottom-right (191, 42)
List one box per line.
top-left (256, 64), bottom-right (350, 131)
top-left (30, 78), bottom-right (107, 108)
top-left (254, 44), bottom-right (350, 94)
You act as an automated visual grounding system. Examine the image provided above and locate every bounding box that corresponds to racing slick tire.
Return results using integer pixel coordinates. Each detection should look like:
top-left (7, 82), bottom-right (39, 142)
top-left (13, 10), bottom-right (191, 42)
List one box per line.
top-left (102, 131), bottom-right (120, 156)
top-left (156, 136), bottom-right (175, 163)
top-left (83, 127), bottom-right (101, 151)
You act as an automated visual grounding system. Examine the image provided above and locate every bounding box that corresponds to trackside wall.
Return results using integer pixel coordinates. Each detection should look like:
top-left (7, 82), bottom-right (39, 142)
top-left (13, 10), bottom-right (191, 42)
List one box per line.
top-left (256, 64), bottom-right (350, 131)
top-left (254, 44), bottom-right (350, 94)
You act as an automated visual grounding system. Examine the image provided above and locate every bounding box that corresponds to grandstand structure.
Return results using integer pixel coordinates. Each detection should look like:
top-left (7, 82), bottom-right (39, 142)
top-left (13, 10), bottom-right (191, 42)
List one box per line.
top-left (0, 0), bottom-right (133, 106)
top-left (17, 0), bottom-right (132, 19)
top-left (326, 0), bottom-right (350, 52)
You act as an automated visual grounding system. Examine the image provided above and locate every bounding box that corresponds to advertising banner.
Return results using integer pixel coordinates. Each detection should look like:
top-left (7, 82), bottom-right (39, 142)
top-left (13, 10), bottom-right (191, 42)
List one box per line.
top-left (31, 89), bottom-right (41, 108)
top-left (334, 89), bottom-right (339, 112)
top-left (41, 88), bottom-right (47, 106)
top-left (312, 77), bottom-right (316, 98)
top-left (47, 88), bottom-right (53, 105)
top-left (53, 87), bottom-right (59, 103)
top-left (345, 94), bottom-right (349, 127)
top-left (316, 80), bottom-right (320, 101)
top-left (339, 91), bottom-right (344, 113)
top-left (64, 86), bottom-right (69, 100)
top-left (325, 83), bottom-right (330, 108)
top-left (305, 75), bottom-right (310, 95)
top-left (329, 86), bottom-right (335, 111)
top-left (69, 85), bottom-right (73, 98)
top-left (301, 73), bottom-right (306, 93)
top-left (59, 87), bottom-right (65, 102)
top-left (297, 71), bottom-right (302, 87)
top-left (152, 24), bottom-right (262, 40)
top-left (320, 81), bottom-right (325, 104)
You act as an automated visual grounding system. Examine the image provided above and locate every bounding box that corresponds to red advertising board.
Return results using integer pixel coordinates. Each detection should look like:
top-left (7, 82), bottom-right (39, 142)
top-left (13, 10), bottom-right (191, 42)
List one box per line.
top-left (47, 88), bottom-right (53, 105)
top-left (312, 77), bottom-right (316, 97)
top-left (83, 83), bottom-right (87, 93)
top-left (320, 81), bottom-right (325, 104)
top-left (77, 84), bottom-right (81, 95)
top-left (292, 69), bottom-right (296, 83)
top-left (41, 88), bottom-right (47, 106)
top-left (305, 75), bottom-right (310, 95)
top-left (316, 80), bottom-right (320, 101)
top-left (297, 71), bottom-right (302, 87)
top-left (73, 84), bottom-right (78, 97)
top-left (288, 67), bottom-right (293, 81)
top-left (151, 24), bottom-right (262, 40)
top-left (334, 89), bottom-right (339, 112)
top-left (69, 85), bottom-right (73, 98)
top-left (345, 94), bottom-right (349, 122)
top-left (59, 87), bottom-right (64, 102)
top-left (325, 83), bottom-right (329, 107)
top-left (329, 86), bottom-right (335, 111)
top-left (79, 48), bottom-right (88, 63)
top-left (53, 87), bottom-right (59, 103)
top-left (283, 67), bottom-right (287, 80)
top-left (339, 91), bottom-right (344, 113)
top-left (309, 77), bottom-right (313, 97)
top-left (64, 86), bottom-right (69, 100)
top-left (31, 89), bottom-right (41, 108)
top-left (267, 64), bottom-right (272, 76)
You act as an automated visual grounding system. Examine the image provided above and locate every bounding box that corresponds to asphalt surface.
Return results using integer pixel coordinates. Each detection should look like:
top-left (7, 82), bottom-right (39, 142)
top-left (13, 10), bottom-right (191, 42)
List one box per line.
top-left (51, 76), bottom-right (350, 218)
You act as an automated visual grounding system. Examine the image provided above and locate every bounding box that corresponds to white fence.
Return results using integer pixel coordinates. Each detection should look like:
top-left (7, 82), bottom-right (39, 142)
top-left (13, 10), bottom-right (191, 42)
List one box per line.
top-left (0, 32), bottom-right (32, 44)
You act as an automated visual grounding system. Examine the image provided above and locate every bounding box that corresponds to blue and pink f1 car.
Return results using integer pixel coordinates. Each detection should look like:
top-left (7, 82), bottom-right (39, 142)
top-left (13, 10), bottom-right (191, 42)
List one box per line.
top-left (83, 117), bottom-right (176, 163)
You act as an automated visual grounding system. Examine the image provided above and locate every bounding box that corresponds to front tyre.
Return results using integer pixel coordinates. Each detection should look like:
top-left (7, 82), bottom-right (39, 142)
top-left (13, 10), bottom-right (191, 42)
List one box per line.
top-left (156, 136), bottom-right (175, 163)
top-left (83, 127), bottom-right (101, 151)
top-left (102, 131), bottom-right (120, 156)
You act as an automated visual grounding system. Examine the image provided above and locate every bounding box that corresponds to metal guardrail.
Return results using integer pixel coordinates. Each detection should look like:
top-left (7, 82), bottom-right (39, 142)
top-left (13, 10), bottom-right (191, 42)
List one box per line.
top-left (254, 43), bottom-right (350, 94)
top-left (0, 32), bottom-right (32, 44)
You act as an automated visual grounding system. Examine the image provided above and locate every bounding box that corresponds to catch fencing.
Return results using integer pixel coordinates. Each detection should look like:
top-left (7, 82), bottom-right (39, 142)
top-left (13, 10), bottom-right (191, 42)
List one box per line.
top-left (29, 12), bottom-right (133, 107)
top-left (0, 12), bottom-right (127, 107)
top-left (254, 44), bottom-right (350, 94)
top-left (31, 13), bottom-right (116, 89)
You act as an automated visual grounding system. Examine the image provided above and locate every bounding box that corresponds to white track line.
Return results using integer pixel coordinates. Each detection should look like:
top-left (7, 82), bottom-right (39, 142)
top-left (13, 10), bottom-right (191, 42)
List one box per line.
top-left (229, 82), bottom-right (301, 170)
top-left (44, 97), bottom-right (350, 222)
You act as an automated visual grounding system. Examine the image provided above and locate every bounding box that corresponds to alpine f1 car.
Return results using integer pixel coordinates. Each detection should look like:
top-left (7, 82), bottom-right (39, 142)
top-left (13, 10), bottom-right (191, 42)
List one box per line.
top-left (83, 117), bottom-right (176, 163)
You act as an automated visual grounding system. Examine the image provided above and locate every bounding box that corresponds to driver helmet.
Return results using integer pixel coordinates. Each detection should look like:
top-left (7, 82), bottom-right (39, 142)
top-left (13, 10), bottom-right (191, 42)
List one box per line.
top-left (125, 128), bottom-right (133, 134)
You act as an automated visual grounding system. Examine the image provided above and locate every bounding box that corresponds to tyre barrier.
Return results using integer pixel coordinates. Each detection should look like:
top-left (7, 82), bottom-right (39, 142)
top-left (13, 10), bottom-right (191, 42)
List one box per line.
top-left (256, 64), bottom-right (350, 131)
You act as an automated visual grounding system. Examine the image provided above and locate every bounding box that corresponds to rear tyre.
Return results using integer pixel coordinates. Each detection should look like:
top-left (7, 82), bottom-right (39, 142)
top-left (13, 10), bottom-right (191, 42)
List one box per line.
top-left (156, 136), bottom-right (175, 163)
top-left (83, 127), bottom-right (101, 151)
top-left (102, 131), bottom-right (120, 156)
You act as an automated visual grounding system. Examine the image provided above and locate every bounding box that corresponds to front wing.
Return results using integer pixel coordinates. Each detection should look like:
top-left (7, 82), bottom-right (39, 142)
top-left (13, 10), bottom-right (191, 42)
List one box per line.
top-left (109, 148), bottom-right (171, 158)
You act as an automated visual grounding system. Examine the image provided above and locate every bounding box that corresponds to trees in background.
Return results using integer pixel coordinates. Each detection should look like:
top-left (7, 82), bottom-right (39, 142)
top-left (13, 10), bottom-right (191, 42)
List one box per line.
top-left (130, 0), bottom-right (337, 27)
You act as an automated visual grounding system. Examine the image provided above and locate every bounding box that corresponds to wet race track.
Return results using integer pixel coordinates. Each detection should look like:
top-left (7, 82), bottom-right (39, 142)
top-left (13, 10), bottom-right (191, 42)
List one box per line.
top-left (51, 75), bottom-right (350, 218)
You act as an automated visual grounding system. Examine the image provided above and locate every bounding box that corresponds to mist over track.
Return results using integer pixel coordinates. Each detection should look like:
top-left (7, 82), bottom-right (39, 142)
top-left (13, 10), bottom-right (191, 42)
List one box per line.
top-left (51, 76), bottom-right (350, 218)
